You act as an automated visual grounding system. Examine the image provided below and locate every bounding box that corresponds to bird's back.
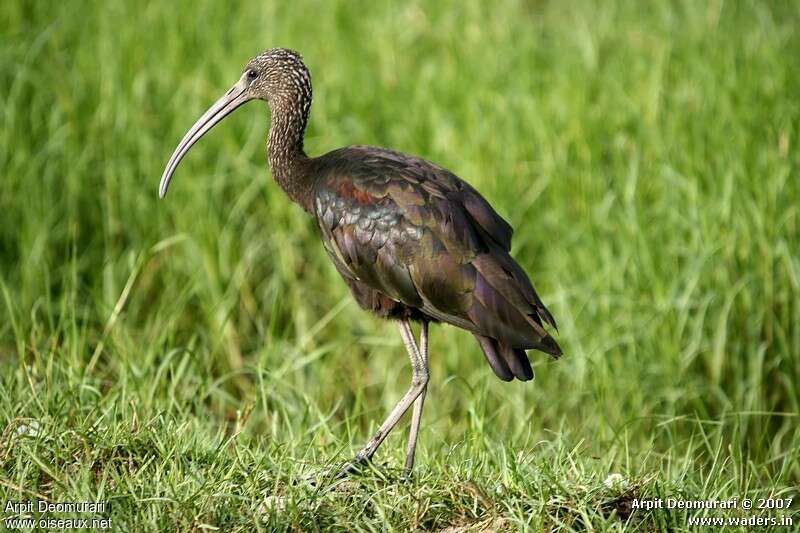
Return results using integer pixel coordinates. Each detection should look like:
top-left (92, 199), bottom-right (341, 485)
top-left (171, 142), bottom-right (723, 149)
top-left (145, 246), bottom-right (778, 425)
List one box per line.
top-left (311, 145), bottom-right (560, 381)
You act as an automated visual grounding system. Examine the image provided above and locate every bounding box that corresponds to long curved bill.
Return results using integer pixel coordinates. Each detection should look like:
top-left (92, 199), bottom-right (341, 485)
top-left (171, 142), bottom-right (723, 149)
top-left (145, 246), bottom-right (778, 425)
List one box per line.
top-left (159, 75), bottom-right (252, 198)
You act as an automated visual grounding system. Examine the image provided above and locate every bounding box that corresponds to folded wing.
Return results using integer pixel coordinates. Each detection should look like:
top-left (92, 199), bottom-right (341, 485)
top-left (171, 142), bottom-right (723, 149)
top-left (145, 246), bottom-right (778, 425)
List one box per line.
top-left (313, 146), bottom-right (560, 380)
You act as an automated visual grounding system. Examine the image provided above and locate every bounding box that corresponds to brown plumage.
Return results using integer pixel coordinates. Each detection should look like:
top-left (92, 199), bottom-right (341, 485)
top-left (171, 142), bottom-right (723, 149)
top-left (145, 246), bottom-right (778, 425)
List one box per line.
top-left (159, 48), bottom-right (561, 477)
top-left (312, 145), bottom-right (561, 381)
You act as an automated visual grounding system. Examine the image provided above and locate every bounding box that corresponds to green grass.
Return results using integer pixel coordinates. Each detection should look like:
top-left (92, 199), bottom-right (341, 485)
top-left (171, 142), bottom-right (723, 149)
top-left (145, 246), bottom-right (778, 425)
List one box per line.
top-left (1, 0), bottom-right (799, 530)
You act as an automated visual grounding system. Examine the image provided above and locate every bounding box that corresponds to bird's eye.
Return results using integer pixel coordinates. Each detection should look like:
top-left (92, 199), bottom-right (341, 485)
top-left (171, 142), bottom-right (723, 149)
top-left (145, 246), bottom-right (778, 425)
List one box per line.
top-left (247, 69), bottom-right (259, 80)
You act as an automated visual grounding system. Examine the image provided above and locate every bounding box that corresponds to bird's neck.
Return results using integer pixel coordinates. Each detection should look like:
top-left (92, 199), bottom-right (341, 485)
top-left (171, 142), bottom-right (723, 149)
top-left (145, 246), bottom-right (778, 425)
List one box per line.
top-left (267, 97), bottom-right (315, 212)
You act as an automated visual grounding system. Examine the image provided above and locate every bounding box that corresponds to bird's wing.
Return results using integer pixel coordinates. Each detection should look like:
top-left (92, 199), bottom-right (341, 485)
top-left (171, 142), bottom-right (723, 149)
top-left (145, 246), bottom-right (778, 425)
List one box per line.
top-left (312, 146), bottom-right (558, 353)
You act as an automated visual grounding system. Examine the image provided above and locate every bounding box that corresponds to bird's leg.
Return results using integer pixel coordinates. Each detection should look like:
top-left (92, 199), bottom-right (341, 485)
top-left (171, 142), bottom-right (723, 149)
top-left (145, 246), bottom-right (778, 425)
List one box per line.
top-left (339, 319), bottom-right (429, 477)
top-left (404, 320), bottom-right (429, 475)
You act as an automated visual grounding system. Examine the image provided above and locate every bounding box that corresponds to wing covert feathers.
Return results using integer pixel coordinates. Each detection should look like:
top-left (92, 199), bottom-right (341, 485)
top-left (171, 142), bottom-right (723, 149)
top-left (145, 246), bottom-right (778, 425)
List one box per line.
top-left (312, 146), bottom-right (560, 381)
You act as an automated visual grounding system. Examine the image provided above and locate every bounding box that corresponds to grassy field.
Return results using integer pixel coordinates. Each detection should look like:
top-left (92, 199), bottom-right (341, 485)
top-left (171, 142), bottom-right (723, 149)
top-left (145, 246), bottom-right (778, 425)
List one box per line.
top-left (1, 0), bottom-right (799, 530)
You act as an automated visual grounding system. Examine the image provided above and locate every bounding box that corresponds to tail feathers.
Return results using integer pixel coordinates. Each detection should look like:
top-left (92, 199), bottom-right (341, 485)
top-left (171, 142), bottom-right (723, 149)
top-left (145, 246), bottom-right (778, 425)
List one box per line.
top-left (474, 335), bottom-right (534, 382)
top-left (474, 334), bottom-right (513, 381)
top-left (500, 343), bottom-right (534, 381)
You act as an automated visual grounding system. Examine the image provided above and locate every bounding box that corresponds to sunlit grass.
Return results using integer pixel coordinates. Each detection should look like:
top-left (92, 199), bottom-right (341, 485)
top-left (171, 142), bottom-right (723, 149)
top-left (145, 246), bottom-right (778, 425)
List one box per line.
top-left (1, 0), bottom-right (798, 530)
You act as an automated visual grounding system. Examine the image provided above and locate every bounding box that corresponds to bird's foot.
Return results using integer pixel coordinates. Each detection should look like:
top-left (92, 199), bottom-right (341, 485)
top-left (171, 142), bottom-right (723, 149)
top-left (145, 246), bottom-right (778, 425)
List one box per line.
top-left (328, 455), bottom-right (380, 479)
top-left (300, 456), bottom-right (390, 486)
top-left (332, 459), bottom-right (364, 479)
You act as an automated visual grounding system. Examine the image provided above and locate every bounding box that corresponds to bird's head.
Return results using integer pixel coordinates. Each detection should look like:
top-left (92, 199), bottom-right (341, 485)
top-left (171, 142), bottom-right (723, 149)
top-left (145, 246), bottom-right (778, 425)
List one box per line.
top-left (243, 48), bottom-right (312, 105)
top-left (159, 47), bottom-right (311, 198)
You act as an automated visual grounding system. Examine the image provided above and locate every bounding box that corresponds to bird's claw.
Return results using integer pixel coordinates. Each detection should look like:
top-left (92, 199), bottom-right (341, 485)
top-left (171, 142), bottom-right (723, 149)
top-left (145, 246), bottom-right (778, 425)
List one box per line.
top-left (300, 457), bottom-right (391, 486)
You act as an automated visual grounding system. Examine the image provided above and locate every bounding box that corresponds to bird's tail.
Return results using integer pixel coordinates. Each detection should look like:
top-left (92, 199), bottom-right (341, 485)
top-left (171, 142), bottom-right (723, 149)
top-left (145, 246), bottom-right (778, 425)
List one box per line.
top-left (473, 334), bottom-right (534, 382)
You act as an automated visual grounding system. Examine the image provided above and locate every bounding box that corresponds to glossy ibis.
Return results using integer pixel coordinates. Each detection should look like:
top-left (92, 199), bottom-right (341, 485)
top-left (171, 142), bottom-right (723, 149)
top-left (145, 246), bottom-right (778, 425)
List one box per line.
top-left (159, 48), bottom-right (561, 477)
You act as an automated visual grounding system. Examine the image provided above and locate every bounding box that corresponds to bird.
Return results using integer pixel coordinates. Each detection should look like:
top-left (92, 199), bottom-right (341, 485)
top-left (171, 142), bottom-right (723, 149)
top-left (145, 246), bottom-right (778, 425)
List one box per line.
top-left (159, 48), bottom-right (561, 478)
